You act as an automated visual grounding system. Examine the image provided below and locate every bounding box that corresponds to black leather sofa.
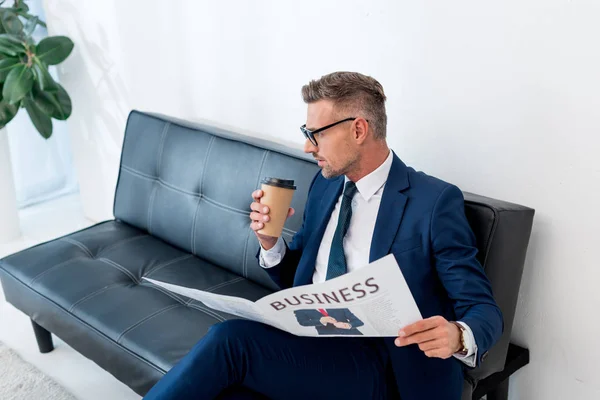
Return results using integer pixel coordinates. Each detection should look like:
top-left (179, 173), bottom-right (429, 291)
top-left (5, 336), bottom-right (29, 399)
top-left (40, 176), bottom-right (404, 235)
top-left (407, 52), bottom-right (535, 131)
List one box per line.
top-left (0, 110), bottom-right (534, 399)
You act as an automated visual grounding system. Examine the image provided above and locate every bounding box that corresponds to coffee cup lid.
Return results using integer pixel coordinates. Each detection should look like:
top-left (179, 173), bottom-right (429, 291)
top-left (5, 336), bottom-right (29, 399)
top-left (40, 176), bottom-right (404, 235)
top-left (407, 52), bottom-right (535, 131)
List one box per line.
top-left (261, 177), bottom-right (296, 190)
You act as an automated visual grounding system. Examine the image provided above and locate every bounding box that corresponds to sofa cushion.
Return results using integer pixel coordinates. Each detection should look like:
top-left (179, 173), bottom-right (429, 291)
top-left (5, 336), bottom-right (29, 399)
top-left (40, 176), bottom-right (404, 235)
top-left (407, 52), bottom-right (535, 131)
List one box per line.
top-left (0, 220), bottom-right (272, 373)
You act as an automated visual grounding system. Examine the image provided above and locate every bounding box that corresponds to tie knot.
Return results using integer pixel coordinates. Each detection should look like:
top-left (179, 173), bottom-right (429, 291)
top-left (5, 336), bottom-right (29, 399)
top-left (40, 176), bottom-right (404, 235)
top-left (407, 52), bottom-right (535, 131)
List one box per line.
top-left (344, 181), bottom-right (357, 199)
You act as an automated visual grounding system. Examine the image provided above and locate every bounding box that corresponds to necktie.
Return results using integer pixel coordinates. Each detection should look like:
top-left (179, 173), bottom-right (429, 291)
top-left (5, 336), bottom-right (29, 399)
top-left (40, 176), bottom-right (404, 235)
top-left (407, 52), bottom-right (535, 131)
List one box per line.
top-left (326, 181), bottom-right (357, 280)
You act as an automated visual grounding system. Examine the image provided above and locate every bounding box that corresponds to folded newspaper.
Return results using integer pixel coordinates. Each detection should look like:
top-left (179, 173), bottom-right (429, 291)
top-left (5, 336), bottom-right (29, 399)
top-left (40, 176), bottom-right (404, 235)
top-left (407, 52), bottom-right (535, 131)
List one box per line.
top-left (144, 254), bottom-right (422, 337)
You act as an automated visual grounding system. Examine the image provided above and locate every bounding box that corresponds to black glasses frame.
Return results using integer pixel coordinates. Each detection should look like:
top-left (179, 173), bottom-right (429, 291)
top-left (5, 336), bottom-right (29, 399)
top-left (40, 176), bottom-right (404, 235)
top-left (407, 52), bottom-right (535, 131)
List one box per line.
top-left (300, 117), bottom-right (362, 146)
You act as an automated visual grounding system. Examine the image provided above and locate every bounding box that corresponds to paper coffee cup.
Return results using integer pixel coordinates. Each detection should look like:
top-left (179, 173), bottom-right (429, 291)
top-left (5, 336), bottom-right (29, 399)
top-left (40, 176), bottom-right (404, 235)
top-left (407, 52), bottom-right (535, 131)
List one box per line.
top-left (257, 177), bottom-right (296, 237)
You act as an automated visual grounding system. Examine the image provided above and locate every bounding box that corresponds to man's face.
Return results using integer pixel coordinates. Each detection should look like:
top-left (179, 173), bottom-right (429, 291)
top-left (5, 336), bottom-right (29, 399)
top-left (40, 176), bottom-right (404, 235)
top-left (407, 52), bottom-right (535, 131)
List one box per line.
top-left (304, 100), bottom-right (359, 179)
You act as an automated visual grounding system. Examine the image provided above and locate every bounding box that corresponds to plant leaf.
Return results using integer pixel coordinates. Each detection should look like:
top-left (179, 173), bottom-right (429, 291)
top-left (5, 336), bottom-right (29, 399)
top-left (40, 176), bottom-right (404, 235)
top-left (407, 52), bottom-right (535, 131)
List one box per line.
top-left (0, 10), bottom-right (23, 35)
top-left (0, 45), bottom-right (16, 56)
top-left (3, 63), bottom-right (33, 103)
top-left (31, 84), bottom-right (55, 115)
top-left (0, 98), bottom-right (19, 128)
top-left (16, 13), bottom-right (46, 28)
top-left (0, 33), bottom-right (25, 46)
top-left (16, 2), bottom-right (30, 13)
top-left (23, 95), bottom-right (52, 138)
top-left (0, 57), bottom-right (20, 82)
top-left (36, 36), bottom-right (74, 65)
top-left (0, 33), bottom-right (25, 56)
top-left (50, 83), bottom-right (71, 120)
top-left (32, 59), bottom-right (58, 91)
top-left (24, 15), bottom-right (38, 36)
top-left (30, 82), bottom-right (71, 121)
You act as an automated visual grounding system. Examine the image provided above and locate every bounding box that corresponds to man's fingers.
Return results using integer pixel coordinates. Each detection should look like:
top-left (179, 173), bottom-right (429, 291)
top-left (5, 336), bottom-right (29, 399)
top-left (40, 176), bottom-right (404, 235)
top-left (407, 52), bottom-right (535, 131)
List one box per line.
top-left (251, 190), bottom-right (264, 200)
top-left (395, 327), bottom-right (442, 346)
top-left (424, 348), bottom-right (453, 359)
top-left (249, 211), bottom-right (270, 222)
top-left (417, 338), bottom-right (449, 352)
top-left (287, 207), bottom-right (295, 218)
top-left (250, 221), bottom-right (264, 231)
top-left (250, 202), bottom-right (269, 213)
top-left (399, 316), bottom-right (445, 337)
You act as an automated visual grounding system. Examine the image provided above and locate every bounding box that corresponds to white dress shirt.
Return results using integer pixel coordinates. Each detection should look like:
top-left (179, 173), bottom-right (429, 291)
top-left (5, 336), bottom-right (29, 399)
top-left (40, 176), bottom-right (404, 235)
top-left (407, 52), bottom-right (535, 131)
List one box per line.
top-left (259, 150), bottom-right (477, 366)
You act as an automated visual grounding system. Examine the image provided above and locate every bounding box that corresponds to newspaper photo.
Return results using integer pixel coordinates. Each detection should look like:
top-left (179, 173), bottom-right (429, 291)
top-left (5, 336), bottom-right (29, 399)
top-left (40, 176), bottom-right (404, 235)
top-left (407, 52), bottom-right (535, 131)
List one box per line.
top-left (143, 254), bottom-right (422, 337)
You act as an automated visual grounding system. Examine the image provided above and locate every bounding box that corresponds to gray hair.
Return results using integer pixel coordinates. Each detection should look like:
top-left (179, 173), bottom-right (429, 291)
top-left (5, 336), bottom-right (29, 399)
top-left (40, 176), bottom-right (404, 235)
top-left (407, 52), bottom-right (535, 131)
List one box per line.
top-left (301, 71), bottom-right (387, 140)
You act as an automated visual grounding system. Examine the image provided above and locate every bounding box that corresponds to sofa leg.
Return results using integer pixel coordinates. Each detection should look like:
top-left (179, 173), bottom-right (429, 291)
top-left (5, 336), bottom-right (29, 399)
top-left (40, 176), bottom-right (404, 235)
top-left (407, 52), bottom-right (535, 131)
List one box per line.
top-left (487, 378), bottom-right (509, 400)
top-left (31, 319), bottom-right (54, 353)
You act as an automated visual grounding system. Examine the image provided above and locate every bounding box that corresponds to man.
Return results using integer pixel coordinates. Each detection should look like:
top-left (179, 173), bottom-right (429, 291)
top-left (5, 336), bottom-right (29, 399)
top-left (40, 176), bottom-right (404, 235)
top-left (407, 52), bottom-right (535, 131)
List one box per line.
top-left (143, 72), bottom-right (503, 400)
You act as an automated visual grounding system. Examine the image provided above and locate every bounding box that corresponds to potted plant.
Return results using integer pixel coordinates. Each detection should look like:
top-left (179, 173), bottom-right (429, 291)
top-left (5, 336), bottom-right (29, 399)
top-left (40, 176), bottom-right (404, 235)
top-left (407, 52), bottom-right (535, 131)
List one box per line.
top-left (0, 0), bottom-right (74, 241)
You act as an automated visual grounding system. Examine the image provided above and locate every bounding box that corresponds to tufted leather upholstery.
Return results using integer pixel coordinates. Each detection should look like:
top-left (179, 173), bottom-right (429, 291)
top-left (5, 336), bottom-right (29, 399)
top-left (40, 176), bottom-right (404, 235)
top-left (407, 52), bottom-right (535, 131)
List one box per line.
top-left (112, 112), bottom-right (320, 291)
top-left (0, 110), bottom-right (534, 397)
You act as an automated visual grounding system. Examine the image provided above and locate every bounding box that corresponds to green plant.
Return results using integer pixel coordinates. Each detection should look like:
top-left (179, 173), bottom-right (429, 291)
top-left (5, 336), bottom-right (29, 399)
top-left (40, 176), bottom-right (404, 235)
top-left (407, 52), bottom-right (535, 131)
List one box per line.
top-left (0, 0), bottom-right (74, 139)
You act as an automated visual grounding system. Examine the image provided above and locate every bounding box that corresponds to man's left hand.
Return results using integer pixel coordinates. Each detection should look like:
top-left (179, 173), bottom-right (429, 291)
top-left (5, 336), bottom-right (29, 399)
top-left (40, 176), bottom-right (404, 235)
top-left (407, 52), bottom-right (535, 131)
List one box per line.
top-left (394, 316), bottom-right (461, 359)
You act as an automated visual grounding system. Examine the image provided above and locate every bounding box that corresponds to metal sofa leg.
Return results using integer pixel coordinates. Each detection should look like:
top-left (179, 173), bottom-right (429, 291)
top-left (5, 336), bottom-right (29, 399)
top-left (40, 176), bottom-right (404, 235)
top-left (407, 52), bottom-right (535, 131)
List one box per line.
top-left (487, 378), bottom-right (509, 400)
top-left (31, 319), bottom-right (54, 353)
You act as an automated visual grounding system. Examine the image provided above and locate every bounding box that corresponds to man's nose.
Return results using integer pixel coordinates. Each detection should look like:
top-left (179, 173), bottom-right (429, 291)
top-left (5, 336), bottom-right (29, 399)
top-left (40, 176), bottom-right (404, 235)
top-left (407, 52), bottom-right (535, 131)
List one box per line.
top-left (304, 139), bottom-right (317, 154)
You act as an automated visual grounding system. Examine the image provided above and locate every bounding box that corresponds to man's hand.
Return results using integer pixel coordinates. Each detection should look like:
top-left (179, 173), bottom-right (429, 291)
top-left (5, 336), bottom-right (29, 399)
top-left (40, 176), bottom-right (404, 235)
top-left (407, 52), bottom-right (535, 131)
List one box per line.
top-left (320, 316), bottom-right (337, 325)
top-left (333, 322), bottom-right (352, 330)
top-left (395, 316), bottom-right (462, 359)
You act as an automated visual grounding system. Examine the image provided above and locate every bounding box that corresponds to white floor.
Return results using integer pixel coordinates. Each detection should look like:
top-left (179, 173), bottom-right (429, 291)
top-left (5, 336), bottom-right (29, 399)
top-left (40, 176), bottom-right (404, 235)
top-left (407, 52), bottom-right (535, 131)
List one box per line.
top-left (0, 193), bottom-right (142, 400)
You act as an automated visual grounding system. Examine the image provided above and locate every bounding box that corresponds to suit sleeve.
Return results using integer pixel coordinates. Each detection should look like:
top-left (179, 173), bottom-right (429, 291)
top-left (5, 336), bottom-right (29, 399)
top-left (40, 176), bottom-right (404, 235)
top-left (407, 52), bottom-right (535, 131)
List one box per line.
top-left (255, 171), bottom-right (320, 289)
top-left (430, 184), bottom-right (504, 367)
top-left (342, 309), bottom-right (364, 328)
top-left (294, 310), bottom-right (323, 327)
top-left (263, 240), bottom-right (303, 289)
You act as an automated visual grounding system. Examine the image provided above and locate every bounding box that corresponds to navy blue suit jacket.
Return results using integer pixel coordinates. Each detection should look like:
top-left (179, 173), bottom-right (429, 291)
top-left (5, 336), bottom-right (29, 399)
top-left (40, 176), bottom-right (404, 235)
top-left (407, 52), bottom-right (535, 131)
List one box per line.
top-left (294, 308), bottom-right (364, 335)
top-left (264, 153), bottom-right (503, 400)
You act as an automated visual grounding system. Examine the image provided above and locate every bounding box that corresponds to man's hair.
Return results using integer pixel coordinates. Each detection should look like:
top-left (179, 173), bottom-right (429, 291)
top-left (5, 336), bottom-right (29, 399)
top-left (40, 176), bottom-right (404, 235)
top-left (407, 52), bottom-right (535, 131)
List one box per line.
top-left (301, 72), bottom-right (387, 140)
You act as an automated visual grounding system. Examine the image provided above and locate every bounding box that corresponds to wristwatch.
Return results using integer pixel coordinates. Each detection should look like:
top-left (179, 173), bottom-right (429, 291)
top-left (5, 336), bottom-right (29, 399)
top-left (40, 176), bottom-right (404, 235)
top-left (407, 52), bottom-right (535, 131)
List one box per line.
top-left (450, 321), bottom-right (468, 356)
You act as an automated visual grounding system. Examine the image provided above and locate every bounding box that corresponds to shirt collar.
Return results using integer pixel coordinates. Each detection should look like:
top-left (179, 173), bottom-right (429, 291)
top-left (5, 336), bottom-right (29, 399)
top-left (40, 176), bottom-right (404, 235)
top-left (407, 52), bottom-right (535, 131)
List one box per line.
top-left (345, 150), bottom-right (393, 202)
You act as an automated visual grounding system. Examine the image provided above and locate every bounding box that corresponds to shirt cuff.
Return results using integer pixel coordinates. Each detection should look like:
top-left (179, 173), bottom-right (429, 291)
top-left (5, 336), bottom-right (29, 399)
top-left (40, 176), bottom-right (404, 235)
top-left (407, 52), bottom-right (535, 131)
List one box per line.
top-left (258, 237), bottom-right (286, 268)
top-left (452, 321), bottom-right (478, 368)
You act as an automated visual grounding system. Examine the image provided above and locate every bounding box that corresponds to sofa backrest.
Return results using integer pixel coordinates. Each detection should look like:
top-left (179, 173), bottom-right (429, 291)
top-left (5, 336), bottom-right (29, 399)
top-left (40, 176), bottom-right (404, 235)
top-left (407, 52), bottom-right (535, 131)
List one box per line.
top-left (113, 110), bottom-right (534, 381)
top-left (462, 192), bottom-right (534, 380)
top-left (113, 111), bottom-right (319, 291)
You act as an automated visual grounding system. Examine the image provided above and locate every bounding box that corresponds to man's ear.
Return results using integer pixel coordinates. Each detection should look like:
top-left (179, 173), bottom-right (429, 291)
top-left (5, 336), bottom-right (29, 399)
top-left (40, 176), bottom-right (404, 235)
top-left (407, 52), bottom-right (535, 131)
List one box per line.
top-left (354, 118), bottom-right (369, 144)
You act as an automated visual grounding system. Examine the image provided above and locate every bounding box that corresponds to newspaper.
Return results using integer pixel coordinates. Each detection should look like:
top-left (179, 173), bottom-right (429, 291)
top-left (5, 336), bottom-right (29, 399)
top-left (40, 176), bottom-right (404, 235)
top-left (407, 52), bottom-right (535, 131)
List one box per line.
top-left (143, 254), bottom-right (422, 337)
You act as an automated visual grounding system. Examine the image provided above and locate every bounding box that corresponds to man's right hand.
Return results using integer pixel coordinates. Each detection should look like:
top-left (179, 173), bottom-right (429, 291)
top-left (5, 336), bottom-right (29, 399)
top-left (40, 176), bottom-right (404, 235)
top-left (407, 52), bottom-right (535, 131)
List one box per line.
top-left (250, 189), bottom-right (295, 250)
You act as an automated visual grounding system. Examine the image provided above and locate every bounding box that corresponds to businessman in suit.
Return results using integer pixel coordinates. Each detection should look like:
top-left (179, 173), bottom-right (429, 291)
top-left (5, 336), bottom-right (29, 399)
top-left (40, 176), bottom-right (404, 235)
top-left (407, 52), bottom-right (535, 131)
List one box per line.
top-left (143, 72), bottom-right (503, 400)
top-left (294, 308), bottom-right (364, 335)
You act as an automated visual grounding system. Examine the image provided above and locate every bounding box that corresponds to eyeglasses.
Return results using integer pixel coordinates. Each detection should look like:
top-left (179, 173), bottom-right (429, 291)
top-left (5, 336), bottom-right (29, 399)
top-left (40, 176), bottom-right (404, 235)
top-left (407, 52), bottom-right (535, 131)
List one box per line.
top-left (300, 117), bottom-right (362, 146)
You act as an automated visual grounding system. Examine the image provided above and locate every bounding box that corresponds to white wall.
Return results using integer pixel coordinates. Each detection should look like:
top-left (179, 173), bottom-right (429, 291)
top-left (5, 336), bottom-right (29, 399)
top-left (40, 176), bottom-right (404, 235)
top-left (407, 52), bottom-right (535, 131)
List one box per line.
top-left (43, 1), bottom-right (600, 398)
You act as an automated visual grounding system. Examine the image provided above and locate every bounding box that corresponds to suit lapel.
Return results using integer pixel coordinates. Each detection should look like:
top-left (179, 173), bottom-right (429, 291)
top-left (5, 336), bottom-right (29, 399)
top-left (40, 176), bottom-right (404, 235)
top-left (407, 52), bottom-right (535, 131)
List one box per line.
top-left (294, 175), bottom-right (344, 286)
top-left (369, 153), bottom-right (411, 262)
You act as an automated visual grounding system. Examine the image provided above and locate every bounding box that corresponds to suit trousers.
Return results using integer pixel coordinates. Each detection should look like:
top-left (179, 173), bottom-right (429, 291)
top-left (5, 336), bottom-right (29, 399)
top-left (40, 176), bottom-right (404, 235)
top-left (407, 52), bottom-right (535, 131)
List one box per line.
top-left (143, 319), bottom-right (390, 400)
